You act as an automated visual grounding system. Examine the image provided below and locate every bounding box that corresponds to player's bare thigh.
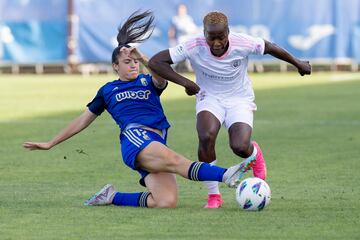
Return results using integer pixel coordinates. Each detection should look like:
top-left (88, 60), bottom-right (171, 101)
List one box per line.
top-left (196, 111), bottom-right (221, 137)
top-left (136, 141), bottom-right (192, 178)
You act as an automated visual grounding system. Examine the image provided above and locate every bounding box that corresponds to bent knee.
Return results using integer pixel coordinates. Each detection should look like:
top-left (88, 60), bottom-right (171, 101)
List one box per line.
top-left (198, 131), bottom-right (217, 144)
top-left (230, 142), bottom-right (251, 158)
top-left (154, 197), bottom-right (177, 208)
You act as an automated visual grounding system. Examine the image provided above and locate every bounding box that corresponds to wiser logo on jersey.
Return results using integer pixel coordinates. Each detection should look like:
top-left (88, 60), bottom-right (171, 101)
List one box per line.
top-left (115, 90), bottom-right (151, 102)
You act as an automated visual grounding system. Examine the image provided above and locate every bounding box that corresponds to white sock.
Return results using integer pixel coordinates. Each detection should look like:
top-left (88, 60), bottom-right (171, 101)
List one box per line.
top-left (204, 160), bottom-right (220, 195)
top-left (250, 145), bottom-right (257, 160)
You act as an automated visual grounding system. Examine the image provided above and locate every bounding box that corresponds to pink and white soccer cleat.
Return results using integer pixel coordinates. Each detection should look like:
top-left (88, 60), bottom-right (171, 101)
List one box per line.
top-left (204, 194), bottom-right (224, 209)
top-left (223, 157), bottom-right (256, 188)
top-left (252, 141), bottom-right (267, 180)
top-left (84, 184), bottom-right (116, 206)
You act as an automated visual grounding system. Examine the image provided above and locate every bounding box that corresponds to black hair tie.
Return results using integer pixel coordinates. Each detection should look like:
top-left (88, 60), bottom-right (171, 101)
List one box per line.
top-left (118, 44), bottom-right (131, 48)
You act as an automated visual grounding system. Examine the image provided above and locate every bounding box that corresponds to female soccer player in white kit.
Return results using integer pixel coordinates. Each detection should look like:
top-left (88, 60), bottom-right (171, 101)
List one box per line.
top-left (149, 11), bottom-right (311, 208)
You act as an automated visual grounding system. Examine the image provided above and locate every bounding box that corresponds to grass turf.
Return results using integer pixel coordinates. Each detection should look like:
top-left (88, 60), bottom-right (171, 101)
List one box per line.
top-left (0, 72), bottom-right (359, 239)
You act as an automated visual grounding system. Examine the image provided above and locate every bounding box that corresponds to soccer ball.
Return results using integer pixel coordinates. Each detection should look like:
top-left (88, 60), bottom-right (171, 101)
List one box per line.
top-left (235, 177), bottom-right (271, 211)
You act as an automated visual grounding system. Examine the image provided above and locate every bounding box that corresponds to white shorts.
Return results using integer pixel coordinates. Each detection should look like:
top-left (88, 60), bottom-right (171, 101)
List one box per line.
top-left (196, 93), bottom-right (257, 129)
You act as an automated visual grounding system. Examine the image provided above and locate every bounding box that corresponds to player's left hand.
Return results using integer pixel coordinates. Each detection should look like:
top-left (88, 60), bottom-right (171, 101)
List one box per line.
top-left (184, 81), bottom-right (200, 96)
top-left (120, 46), bottom-right (143, 61)
top-left (297, 60), bottom-right (311, 76)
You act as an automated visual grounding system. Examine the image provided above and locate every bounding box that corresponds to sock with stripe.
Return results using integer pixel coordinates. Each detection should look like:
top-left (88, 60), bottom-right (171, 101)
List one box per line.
top-left (112, 191), bottom-right (150, 207)
top-left (188, 162), bottom-right (226, 182)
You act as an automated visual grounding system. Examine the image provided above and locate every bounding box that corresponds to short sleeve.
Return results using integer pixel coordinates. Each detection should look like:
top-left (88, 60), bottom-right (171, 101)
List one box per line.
top-left (169, 43), bottom-right (188, 64)
top-left (250, 36), bottom-right (265, 55)
top-left (87, 87), bottom-right (106, 116)
top-left (232, 33), bottom-right (265, 56)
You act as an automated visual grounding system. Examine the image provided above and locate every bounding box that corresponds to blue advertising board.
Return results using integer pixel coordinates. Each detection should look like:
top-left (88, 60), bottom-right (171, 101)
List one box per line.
top-left (0, 0), bottom-right (67, 63)
top-left (1, 0), bottom-right (360, 63)
top-left (74, 0), bottom-right (360, 63)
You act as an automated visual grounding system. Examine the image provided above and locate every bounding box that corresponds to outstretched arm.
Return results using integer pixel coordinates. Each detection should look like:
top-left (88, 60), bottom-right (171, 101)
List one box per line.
top-left (148, 50), bottom-right (200, 95)
top-left (264, 40), bottom-right (311, 76)
top-left (23, 109), bottom-right (97, 150)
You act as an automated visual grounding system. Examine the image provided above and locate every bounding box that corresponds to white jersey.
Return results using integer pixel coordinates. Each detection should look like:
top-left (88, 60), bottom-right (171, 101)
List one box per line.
top-left (169, 32), bottom-right (265, 101)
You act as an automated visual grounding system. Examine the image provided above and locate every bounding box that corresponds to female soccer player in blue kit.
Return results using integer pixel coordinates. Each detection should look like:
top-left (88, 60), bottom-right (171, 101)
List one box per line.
top-left (23, 11), bottom-right (254, 208)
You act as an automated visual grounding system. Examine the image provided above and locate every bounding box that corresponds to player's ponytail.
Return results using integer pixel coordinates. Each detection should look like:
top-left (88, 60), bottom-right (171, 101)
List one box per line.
top-left (112, 10), bottom-right (155, 64)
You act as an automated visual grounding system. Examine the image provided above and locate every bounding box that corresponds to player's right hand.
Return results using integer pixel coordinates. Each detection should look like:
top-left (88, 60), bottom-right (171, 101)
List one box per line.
top-left (184, 81), bottom-right (200, 96)
top-left (23, 142), bottom-right (52, 151)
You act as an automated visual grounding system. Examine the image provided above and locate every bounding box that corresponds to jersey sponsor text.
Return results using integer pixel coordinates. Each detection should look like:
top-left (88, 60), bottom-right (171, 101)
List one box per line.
top-left (115, 90), bottom-right (151, 102)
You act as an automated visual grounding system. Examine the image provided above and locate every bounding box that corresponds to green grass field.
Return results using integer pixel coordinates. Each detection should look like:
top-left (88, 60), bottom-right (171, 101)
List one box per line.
top-left (1, 72), bottom-right (360, 239)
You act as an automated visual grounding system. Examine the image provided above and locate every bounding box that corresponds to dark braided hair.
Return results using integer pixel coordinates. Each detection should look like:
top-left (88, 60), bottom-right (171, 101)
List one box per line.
top-left (112, 10), bottom-right (155, 64)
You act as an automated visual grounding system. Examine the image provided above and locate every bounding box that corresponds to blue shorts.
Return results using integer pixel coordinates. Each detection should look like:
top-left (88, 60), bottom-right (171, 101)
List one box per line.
top-left (120, 128), bottom-right (167, 187)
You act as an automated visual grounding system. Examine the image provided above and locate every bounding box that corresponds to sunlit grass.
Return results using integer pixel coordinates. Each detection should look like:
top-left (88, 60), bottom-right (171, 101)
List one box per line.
top-left (0, 73), bottom-right (359, 239)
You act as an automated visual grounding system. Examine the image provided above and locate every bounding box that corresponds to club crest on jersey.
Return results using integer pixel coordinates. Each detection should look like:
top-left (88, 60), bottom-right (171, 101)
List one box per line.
top-left (176, 45), bottom-right (184, 54)
top-left (140, 77), bottom-right (148, 86)
top-left (115, 90), bottom-right (151, 102)
top-left (232, 59), bottom-right (242, 68)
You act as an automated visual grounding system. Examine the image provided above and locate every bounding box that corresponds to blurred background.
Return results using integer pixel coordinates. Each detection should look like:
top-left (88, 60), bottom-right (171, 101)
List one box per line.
top-left (1, 1), bottom-right (360, 238)
top-left (1, 0), bottom-right (360, 74)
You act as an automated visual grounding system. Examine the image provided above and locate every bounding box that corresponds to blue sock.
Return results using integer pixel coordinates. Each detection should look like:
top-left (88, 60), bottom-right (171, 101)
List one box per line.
top-left (188, 162), bottom-right (226, 182)
top-left (112, 192), bottom-right (150, 207)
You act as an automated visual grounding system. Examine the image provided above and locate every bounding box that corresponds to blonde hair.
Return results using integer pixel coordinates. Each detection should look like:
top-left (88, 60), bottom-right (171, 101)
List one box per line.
top-left (203, 11), bottom-right (228, 26)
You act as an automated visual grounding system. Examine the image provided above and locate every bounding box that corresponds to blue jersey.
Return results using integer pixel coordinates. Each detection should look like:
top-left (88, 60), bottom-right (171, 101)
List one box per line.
top-left (87, 74), bottom-right (170, 133)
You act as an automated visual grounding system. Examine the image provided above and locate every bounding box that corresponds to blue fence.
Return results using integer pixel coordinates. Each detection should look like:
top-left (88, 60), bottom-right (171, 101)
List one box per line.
top-left (1, 0), bottom-right (360, 64)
